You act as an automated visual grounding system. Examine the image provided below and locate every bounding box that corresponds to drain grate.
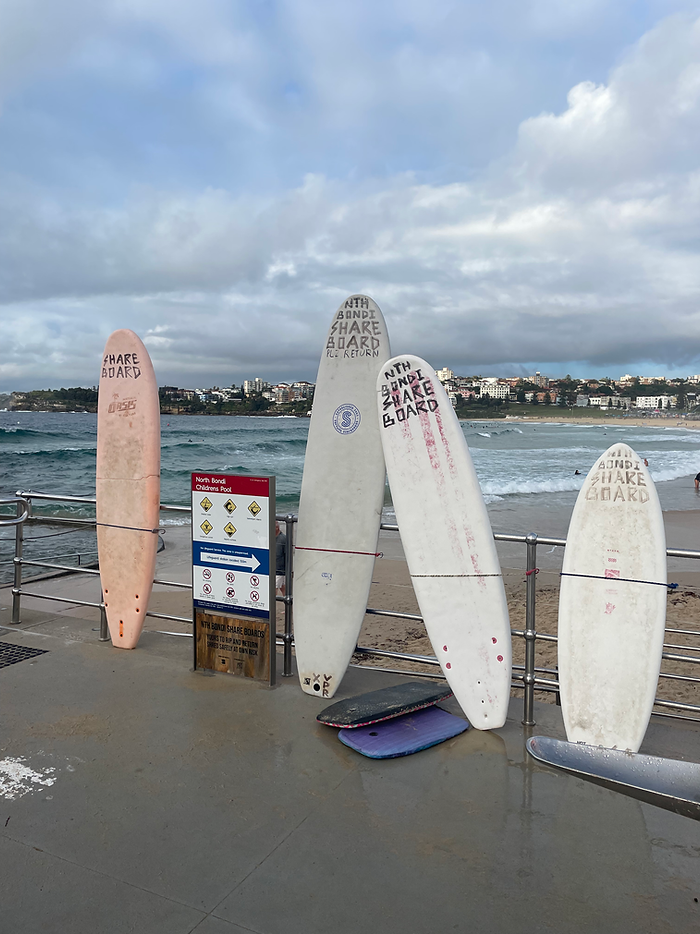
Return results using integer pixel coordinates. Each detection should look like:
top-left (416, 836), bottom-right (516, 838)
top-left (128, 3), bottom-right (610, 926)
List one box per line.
top-left (0, 642), bottom-right (49, 669)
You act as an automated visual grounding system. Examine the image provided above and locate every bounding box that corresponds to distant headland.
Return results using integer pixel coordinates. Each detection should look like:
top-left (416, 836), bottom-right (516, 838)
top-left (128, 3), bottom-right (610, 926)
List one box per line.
top-left (4, 370), bottom-right (700, 420)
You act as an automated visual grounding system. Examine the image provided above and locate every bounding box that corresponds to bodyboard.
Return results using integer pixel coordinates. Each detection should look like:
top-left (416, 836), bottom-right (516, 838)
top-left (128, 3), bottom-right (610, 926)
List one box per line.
top-left (317, 680), bottom-right (453, 728)
top-left (338, 706), bottom-right (468, 758)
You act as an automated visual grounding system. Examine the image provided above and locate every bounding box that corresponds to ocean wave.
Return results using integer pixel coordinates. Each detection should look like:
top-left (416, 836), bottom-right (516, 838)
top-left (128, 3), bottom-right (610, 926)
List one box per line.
top-left (0, 427), bottom-right (58, 439)
top-left (476, 432), bottom-right (491, 438)
top-left (161, 441), bottom-right (212, 449)
top-left (160, 516), bottom-right (191, 527)
top-left (625, 433), bottom-right (700, 445)
top-left (250, 439), bottom-right (307, 452)
top-left (9, 448), bottom-right (95, 459)
top-left (650, 463), bottom-right (700, 483)
top-left (480, 477), bottom-right (583, 497)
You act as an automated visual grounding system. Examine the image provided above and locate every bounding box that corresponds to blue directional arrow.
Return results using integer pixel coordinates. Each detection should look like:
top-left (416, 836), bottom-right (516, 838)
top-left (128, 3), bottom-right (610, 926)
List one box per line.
top-left (193, 541), bottom-right (270, 577)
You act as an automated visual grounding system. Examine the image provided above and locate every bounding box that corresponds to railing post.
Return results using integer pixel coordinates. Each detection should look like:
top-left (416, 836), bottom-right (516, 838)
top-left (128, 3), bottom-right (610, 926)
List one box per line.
top-left (98, 589), bottom-right (110, 642)
top-left (522, 532), bottom-right (538, 726)
top-left (11, 495), bottom-right (25, 625)
top-left (282, 514), bottom-right (295, 677)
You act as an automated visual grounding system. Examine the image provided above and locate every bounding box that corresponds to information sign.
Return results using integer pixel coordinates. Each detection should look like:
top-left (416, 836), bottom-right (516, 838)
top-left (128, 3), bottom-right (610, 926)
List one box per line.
top-left (192, 473), bottom-right (275, 684)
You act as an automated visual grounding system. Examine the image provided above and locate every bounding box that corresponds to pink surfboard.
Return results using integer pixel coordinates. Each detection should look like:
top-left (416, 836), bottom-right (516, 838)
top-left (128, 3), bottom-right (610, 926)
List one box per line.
top-left (96, 330), bottom-right (160, 649)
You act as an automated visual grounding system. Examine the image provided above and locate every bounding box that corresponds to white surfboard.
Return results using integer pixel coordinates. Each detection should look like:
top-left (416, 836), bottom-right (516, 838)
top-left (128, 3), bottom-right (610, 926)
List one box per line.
top-left (377, 356), bottom-right (511, 730)
top-left (558, 443), bottom-right (666, 752)
top-left (294, 295), bottom-right (391, 698)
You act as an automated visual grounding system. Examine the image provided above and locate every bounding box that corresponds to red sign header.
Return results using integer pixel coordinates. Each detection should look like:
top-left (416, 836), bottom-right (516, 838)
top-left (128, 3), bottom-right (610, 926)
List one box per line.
top-left (191, 473), bottom-right (270, 497)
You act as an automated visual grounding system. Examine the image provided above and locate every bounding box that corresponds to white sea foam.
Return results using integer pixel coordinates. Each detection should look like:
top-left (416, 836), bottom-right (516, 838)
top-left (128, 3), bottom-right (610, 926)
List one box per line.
top-left (480, 477), bottom-right (584, 497)
top-left (160, 516), bottom-right (191, 527)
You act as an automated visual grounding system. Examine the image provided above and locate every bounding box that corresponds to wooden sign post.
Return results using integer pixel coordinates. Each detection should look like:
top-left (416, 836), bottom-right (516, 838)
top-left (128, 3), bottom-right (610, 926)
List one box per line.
top-left (191, 473), bottom-right (276, 685)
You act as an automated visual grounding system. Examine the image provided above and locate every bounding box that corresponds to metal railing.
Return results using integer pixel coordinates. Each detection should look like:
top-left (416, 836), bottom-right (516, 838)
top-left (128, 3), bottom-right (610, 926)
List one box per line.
top-left (1, 490), bottom-right (297, 669)
top-left (3, 490), bottom-right (700, 726)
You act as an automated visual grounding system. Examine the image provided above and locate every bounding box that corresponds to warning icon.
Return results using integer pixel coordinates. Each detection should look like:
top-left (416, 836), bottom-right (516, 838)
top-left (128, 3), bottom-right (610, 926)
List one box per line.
top-left (200, 519), bottom-right (213, 535)
top-left (224, 499), bottom-right (236, 514)
top-left (200, 497), bottom-right (213, 512)
top-left (223, 522), bottom-right (236, 537)
top-left (248, 501), bottom-right (261, 517)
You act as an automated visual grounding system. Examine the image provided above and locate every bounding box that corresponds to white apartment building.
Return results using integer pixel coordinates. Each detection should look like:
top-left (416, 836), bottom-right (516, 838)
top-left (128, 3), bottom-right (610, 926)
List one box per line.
top-left (243, 377), bottom-right (270, 395)
top-left (635, 395), bottom-right (677, 410)
top-left (436, 368), bottom-right (454, 383)
top-left (291, 381), bottom-right (315, 399)
top-left (479, 379), bottom-right (510, 399)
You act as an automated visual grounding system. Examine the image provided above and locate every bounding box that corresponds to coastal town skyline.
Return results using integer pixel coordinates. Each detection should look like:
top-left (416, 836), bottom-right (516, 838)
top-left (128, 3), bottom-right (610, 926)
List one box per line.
top-left (6, 367), bottom-right (700, 415)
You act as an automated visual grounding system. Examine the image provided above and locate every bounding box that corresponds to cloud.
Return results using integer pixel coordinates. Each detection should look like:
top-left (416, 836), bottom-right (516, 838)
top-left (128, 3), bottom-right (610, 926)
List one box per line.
top-left (1, 7), bottom-right (700, 388)
top-left (512, 13), bottom-right (700, 191)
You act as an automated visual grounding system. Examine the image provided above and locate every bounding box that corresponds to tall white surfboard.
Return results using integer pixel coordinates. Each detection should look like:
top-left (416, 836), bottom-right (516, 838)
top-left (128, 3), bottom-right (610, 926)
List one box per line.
top-left (558, 443), bottom-right (666, 752)
top-left (96, 330), bottom-right (160, 649)
top-left (294, 295), bottom-right (391, 698)
top-left (377, 356), bottom-right (511, 730)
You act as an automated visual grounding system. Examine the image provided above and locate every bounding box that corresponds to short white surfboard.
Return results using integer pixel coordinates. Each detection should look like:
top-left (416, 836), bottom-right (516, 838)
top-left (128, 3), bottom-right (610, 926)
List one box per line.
top-left (294, 295), bottom-right (391, 698)
top-left (377, 356), bottom-right (511, 730)
top-left (558, 443), bottom-right (666, 752)
top-left (96, 330), bottom-right (161, 649)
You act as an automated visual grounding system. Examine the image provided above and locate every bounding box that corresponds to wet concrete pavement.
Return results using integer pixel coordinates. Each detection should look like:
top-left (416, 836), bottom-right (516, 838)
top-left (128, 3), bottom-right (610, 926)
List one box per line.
top-left (1, 601), bottom-right (699, 933)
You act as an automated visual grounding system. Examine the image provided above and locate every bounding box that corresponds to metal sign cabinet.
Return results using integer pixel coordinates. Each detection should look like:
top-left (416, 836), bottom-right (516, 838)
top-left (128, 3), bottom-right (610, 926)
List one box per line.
top-left (191, 473), bottom-right (276, 685)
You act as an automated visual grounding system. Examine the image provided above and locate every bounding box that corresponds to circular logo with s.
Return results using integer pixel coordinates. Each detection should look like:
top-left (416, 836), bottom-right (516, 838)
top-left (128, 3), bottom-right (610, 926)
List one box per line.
top-left (332, 403), bottom-right (361, 435)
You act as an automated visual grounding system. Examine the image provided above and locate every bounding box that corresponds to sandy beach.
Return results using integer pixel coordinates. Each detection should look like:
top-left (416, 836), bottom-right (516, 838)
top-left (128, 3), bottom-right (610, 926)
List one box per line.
top-left (507, 413), bottom-right (700, 430)
top-left (3, 508), bottom-right (698, 715)
top-left (135, 516), bottom-right (700, 714)
top-left (354, 513), bottom-right (700, 709)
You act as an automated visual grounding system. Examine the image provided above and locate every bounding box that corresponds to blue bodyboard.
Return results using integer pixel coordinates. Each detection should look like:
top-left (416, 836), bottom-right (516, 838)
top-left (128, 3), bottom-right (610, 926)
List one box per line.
top-left (338, 705), bottom-right (469, 759)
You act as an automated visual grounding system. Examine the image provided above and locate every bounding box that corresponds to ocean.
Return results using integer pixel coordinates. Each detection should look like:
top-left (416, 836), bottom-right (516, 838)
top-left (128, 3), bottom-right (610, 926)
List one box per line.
top-left (2, 410), bottom-right (700, 583)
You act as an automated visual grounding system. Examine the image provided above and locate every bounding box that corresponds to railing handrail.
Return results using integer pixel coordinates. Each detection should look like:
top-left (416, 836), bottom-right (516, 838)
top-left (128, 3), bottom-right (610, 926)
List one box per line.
top-left (6, 489), bottom-right (700, 725)
top-left (9, 490), bottom-right (302, 522)
top-left (0, 495), bottom-right (29, 526)
top-left (10, 493), bottom-right (700, 561)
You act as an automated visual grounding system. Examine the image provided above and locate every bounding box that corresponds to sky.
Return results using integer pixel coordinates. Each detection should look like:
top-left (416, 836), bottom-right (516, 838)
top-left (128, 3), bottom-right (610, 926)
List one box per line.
top-left (1, 0), bottom-right (700, 390)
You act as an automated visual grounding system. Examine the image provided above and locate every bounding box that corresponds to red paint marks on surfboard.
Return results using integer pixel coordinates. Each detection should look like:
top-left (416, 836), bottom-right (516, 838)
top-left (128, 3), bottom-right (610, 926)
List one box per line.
top-left (377, 354), bottom-right (512, 729)
top-left (96, 329), bottom-right (160, 650)
top-left (414, 381), bottom-right (467, 565)
top-left (434, 386), bottom-right (483, 578)
top-left (432, 398), bottom-right (457, 478)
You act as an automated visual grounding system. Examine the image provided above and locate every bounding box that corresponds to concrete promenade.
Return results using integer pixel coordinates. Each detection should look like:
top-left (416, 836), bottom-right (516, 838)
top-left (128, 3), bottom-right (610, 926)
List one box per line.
top-left (1, 531), bottom-right (699, 932)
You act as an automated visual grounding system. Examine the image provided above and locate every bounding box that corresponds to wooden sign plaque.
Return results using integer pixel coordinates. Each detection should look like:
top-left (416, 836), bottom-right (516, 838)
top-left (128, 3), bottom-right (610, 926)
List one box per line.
top-left (195, 610), bottom-right (273, 684)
